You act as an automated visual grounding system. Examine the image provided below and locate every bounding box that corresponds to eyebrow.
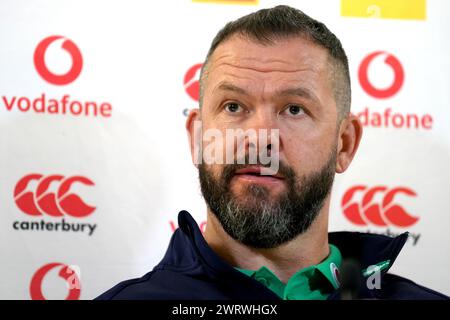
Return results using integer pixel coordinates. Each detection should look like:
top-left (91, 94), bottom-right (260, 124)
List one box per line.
top-left (277, 87), bottom-right (318, 103)
top-left (214, 81), bottom-right (319, 103)
top-left (215, 82), bottom-right (248, 95)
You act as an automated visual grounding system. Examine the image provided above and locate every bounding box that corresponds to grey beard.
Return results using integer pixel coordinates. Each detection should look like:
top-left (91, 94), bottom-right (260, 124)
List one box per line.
top-left (198, 150), bottom-right (336, 249)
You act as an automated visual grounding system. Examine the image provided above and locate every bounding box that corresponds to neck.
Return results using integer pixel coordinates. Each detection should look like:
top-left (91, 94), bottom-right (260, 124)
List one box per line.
top-left (203, 197), bottom-right (331, 284)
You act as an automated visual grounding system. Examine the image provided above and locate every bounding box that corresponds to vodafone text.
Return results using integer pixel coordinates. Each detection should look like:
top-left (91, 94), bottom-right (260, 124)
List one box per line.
top-left (2, 94), bottom-right (112, 118)
top-left (357, 107), bottom-right (433, 130)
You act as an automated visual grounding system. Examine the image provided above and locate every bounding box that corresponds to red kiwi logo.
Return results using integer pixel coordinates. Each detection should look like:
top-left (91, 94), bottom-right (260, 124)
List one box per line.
top-left (34, 35), bottom-right (83, 85)
top-left (358, 51), bottom-right (404, 99)
top-left (184, 63), bottom-right (202, 101)
top-left (341, 186), bottom-right (419, 227)
top-left (14, 174), bottom-right (96, 218)
top-left (30, 263), bottom-right (81, 300)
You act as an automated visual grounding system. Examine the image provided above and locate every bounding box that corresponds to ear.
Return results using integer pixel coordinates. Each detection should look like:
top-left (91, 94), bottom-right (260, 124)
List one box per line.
top-left (335, 113), bottom-right (363, 173)
top-left (185, 108), bottom-right (201, 167)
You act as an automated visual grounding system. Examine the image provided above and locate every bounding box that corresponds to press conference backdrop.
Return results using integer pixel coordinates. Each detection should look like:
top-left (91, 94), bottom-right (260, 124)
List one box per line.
top-left (1, 0), bottom-right (449, 299)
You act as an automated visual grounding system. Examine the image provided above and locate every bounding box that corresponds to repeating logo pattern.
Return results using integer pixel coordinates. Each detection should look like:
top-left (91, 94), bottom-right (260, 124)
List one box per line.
top-left (358, 51), bottom-right (404, 99)
top-left (183, 63), bottom-right (202, 102)
top-left (341, 186), bottom-right (419, 227)
top-left (30, 263), bottom-right (81, 300)
top-left (34, 35), bottom-right (83, 85)
top-left (14, 174), bottom-right (96, 218)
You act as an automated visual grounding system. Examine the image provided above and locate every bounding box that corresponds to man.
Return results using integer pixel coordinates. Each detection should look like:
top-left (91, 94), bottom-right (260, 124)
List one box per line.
top-left (97, 5), bottom-right (448, 300)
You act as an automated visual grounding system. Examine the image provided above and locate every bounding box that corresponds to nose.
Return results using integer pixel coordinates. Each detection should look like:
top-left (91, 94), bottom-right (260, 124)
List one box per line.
top-left (243, 108), bottom-right (280, 157)
top-left (251, 107), bottom-right (278, 130)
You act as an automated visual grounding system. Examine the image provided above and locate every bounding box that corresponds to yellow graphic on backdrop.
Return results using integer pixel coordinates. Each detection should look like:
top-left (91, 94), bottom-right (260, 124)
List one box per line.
top-left (341, 0), bottom-right (426, 20)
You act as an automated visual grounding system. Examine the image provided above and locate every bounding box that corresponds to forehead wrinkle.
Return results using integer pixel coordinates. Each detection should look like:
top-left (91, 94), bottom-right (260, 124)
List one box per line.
top-left (209, 42), bottom-right (326, 75)
top-left (210, 64), bottom-right (323, 97)
top-left (210, 60), bottom-right (318, 75)
top-left (207, 62), bottom-right (321, 96)
top-left (213, 79), bottom-right (320, 102)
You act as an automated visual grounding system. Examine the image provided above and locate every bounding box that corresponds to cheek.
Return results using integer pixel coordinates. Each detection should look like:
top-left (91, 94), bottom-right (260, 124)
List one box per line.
top-left (200, 122), bottom-right (224, 152)
top-left (205, 163), bottom-right (227, 181)
top-left (281, 128), bottom-right (333, 173)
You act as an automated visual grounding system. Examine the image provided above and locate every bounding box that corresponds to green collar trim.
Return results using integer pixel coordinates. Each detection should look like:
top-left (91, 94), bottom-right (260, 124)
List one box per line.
top-left (362, 260), bottom-right (391, 277)
top-left (315, 244), bottom-right (342, 290)
top-left (235, 244), bottom-right (342, 300)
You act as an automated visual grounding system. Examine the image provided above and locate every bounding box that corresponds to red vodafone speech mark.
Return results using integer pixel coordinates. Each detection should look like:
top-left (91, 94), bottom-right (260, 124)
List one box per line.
top-left (34, 35), bottom-right (83, 85)
top-left (30, 263), bottom-right (81, 300)
top-left (358, 51), bottom-right (404, 99)
top-left (184, 63), bottom-right (202, 102)
top-left (341, 185), bottom-right (419, 228)
top-left (14, 174), bottom-right (96, 218)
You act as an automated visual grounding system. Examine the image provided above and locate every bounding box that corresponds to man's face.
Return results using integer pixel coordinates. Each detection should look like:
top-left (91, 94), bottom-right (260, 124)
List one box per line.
top-left (196, 35), bottom-right (340, 248)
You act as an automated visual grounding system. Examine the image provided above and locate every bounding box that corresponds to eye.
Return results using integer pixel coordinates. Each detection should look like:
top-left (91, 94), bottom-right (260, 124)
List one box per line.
top-left (224, 102), bottom-right (243, 113)
top-left (283, 104), bottom-right (305, 116)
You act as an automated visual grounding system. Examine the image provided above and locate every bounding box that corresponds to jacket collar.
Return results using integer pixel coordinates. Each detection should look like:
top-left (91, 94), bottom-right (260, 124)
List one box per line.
top-left (158, 210), bottom-right (409, 299)
top-left (327, 231), bottom-right (409, 300)
top-left (328, 230), bottom-right (409, 276)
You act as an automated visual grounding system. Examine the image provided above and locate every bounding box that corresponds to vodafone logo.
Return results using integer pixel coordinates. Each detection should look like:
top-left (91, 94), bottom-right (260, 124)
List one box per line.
top-left (14, 174), bottom-right (95, 218)
top-left (356, 51), bottom-right (432, 130)
top-left (30, 263), bottom-right (81, 300)
top-left (1, 35), bottom-right (113, 118)
top-left (341, 186), bottom-right (419, 228)
top-left (358, 51), bottom-right (404, 99)
top-left (184, 63), bottom-right (202, 102)
top-left (34, 36), bottom-right (83, 85)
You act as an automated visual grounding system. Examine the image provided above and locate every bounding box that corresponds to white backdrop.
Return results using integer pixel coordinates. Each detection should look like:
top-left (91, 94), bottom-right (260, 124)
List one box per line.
top-left (1, 0), bottom-right (449, 299)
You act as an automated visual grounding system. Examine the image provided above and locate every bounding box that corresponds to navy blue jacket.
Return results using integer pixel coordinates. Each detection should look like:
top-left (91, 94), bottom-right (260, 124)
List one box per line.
top-left (96, 210), bottom-right (448, 300)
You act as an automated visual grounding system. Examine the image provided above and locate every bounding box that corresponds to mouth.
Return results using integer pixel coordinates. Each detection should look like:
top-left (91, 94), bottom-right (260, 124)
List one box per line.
top-left (233, 165), bottom-right (284, 184)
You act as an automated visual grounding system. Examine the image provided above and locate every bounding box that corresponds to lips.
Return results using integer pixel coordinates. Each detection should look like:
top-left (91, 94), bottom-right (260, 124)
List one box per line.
top-left (234, 165), bottom-right (283, 180)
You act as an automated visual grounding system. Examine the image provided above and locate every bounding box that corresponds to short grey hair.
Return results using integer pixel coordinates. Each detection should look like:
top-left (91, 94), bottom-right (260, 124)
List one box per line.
top-left (199, 5), bottom-right (351, 122)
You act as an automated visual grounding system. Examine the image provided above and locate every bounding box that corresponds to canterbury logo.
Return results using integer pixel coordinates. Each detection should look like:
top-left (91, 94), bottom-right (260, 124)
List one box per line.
top-left (341, 186), bottom-right (419, 227)
top-left (30, 263), bottom-right (81, 300)
top-left (14, 174), bottom-right (96, 218)
top-left (34, 35), bottom-right (83, 85)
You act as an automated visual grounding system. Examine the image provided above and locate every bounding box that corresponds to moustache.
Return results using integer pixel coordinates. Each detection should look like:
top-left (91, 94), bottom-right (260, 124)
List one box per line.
top-left (220, 160), bottom-right (296, 186)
